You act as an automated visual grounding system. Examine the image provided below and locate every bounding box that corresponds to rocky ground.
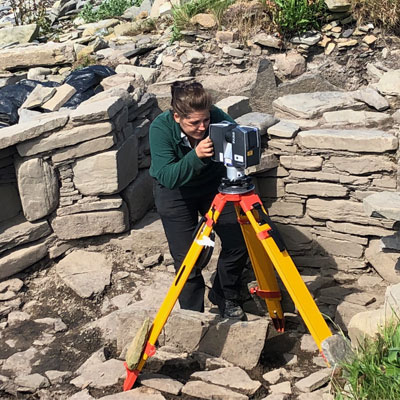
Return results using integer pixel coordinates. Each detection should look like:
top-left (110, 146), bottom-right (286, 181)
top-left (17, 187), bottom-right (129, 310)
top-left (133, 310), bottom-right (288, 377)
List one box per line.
top-left (0, 210), bottom-right (389, 400)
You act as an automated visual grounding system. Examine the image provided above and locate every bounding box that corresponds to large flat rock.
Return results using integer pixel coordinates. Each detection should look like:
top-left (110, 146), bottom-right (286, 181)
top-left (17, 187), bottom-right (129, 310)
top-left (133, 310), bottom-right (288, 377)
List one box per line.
top-left (55, 250), bottom-right (112, 298)
top-left (16, 157), bottom-right (58, 221)
top-left (0, 214), bottom-right (51, 254)
top-left (272, 91), bottom-right (362, 119)
top-left (297, 129), bottom-right (398, 153)
top-left (51, 203), bottom-right (129, 240)
top-left (363, 192), bottom-right (400, 221)
top-left (17, 121), bottom-right (113, 157)
top-left (365, 240), bottom-right (400, 284)
top-left (73, 134), bottom-right (138, 196)
top-left (0, 42), bottom-right (75, 71)
top-left (0, 113), bottom-right (69, 150)
top-left (376, 69), bottom-right (400, 96)
top-left (0, 239), bottom-right (47, 280)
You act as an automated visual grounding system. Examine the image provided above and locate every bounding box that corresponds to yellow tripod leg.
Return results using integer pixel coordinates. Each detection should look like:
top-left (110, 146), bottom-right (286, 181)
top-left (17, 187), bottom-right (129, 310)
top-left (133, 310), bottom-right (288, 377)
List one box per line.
top-left (124, 196), bottom-right (227, 390)
top-left (239, 195), bottom-right (332, 353)
top-left (235, 206), bottom-right (284, 331)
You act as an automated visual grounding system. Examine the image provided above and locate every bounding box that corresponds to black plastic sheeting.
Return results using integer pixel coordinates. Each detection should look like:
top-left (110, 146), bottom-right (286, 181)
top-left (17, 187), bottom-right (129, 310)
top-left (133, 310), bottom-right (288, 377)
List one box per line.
top-left (0, 80), bottom-right (59, 127)
top-left (63, 65), bottom-right (115, 108)
top-left (0, 65), bottom-right (115, 128)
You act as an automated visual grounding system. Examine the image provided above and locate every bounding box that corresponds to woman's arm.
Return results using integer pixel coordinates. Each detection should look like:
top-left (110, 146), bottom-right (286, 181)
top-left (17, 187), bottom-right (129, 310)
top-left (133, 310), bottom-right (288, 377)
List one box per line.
top-left (149, 123), bottom-right (206, 189)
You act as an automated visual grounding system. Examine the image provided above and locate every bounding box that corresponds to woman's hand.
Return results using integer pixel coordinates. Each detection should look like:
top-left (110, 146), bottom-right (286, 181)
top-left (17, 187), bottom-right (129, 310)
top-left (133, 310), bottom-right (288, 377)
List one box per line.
top-left (195, 137), bottom-right (214, 159)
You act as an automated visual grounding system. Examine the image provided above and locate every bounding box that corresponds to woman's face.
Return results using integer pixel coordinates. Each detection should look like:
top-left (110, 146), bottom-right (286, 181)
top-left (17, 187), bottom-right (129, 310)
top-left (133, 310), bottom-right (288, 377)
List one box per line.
top-left (173, 110), bottom-right (210, 141)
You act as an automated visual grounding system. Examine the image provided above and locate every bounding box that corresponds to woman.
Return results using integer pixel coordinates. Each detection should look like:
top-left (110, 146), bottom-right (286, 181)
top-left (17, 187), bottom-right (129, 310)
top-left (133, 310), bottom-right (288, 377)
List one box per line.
top-left (149, 81), bottom-right (248, 319)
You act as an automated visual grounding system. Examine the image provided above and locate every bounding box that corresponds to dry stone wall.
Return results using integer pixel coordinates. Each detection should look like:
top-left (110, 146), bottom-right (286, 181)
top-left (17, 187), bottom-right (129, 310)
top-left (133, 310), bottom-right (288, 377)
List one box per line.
top-left (0, 86), bottom-right (160, 280)
top-left (238, 89), bottom-right (400, 287)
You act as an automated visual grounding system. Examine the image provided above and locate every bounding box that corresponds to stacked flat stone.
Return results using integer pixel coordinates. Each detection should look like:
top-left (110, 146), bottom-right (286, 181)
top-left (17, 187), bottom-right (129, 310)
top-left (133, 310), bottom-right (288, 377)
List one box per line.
top-left (0, 85), bottom-right (159, 280)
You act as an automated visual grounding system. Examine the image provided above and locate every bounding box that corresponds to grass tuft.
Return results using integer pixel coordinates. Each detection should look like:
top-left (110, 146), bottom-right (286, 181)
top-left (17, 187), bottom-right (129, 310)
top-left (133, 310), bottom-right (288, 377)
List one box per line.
top-left (332, 319), bottom-right (400, 400)
top-left (79, 0), bottom-right (142, 23)
top-left (272, 0), bottom-right (327, 36)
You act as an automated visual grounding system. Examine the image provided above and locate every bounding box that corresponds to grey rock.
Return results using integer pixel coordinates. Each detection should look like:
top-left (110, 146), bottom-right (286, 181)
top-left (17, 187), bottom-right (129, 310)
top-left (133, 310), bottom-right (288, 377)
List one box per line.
top-left (268, 120), bottom-right (299, 138)
top-left (0, 24), bottom-right (39, 46)
top-left (214, 96), bottom-right (251, 119)
top-left (98, 387), bottom-right (166, 399)
top-left (16, 157), bottom-right (58, 221)
top-left (280, 155), bottom-right (323, 170)
top-left (353, 87), bottom-right (389, 111)
top-left (15, 373), bottom-right (49, 392)
top-left (21, 85), bottom-right (57, 109)
top-left (249, 58), bottom-right (278, 114)
top-left (57, 196), bottom-right (123, 217)
top-left (0, 214), bottom-right (51, 254)
top-left (55, 250), bottom-right (112, 298)
top-left (363, 191), bottom-right (400, 221)
top-left (297, 129), bottom-right (398, 153)
top-left (191, 367), bottom-right (261, 395)
top-left (0, 113), bottom-right (69, 150)
top-left (253, 33), bottom-right (282, 49)
top-left (182, 380), bottom-right (248, 399)
top-left (291, 32), bottom-right (321, 46)
top-left (139, 372), bottom-right (183, 395)
top-left (327, 155), bottom-right (395, 175)
top-left (375, 69), bottom-right (400, 96)
top-left (365, 239), bottom-right (400, 284)
top-left (2, 347), bottom-right (38, 375)
top-left (71, 358), bottom-right (125, 389)
top-left (273, 91), bottom-right (362, 119)
top-left (294, 368), bottom-right (332, 392)
top-left (73, 134), bottom-right (138, 196)
top-left (0, 42), bottom-right (75, 71)
top-left (70, 96), bottom-right (126, 126)
top-left (236, 112), bottom-right (278, 135)
top-left (52, 135), bottom-right (115, 164)
top-left (0, 239), bottom-right (47, 280)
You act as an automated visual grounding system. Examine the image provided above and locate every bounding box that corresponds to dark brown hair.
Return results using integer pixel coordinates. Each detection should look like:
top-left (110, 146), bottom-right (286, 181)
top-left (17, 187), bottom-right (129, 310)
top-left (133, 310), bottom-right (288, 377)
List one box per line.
top-left (170, 81), bottom-right (212, 118)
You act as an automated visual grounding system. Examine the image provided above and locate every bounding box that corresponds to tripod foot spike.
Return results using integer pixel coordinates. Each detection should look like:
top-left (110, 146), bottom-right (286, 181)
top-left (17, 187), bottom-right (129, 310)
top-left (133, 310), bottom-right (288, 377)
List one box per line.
top-left (123, 362), bottom-right (140, 391)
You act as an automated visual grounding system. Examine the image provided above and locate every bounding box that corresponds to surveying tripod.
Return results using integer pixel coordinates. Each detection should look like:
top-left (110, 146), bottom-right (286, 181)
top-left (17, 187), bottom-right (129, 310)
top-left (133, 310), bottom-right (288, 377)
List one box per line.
top-left (123, 174), bottom-right (333, 391)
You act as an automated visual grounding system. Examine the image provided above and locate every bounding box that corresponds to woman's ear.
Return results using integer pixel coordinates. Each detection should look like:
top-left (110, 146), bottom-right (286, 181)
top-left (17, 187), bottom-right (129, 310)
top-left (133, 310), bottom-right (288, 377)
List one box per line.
top-left (173, 112), bottom-right (181, 124)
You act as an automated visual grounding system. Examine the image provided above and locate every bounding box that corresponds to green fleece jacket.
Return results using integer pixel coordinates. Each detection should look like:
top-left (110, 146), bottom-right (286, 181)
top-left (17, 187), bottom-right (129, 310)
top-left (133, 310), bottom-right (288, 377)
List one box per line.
top-left (149, 106), bottom-right (235, 189)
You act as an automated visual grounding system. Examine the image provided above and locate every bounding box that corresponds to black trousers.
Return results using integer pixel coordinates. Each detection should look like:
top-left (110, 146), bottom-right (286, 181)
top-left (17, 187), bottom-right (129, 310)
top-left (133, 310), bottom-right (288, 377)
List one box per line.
top-left (154, 180), bottom-right (248, 312)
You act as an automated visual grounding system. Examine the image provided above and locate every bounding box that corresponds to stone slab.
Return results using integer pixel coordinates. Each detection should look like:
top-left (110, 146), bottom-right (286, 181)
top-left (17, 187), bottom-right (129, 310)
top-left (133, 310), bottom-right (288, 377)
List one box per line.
top-left (272, 91), bottom-right (362, 119)
top-left (0, 113), bottom-right (69, 150)
top-left (0, 214), bottom-right (51, 254)
top-left (297, 129), bottom-right (398, 153)
top-left (57, 196), bottom-right (123, 217)
top-left (16, 157), bottom-right (58, 221)
top-left (55, 250), bottom-right (112, 298)
top-left (0, 240), bottom-right (47, 280)
top-left (17, 121), bottom-right (113, 157)
top-left (51, 203), bottom-right (129, 240)
top-left (72, 134), bottom-right (138, 196)
top-left (363, 192), bottom-right (400, 221)
top-left (0, 42), bottom-right (75, 71)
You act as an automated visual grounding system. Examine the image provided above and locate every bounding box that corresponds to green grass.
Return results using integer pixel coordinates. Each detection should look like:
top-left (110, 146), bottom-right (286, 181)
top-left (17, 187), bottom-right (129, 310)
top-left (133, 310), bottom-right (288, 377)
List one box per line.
top-left (171, 0), bottom-right (234, 41)
top-left (273, 0), bottom-right (327, 35)
top-left (79, 0), bottom-right (142, 23)
top-left (333, 321), bottom-right (400, 400)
